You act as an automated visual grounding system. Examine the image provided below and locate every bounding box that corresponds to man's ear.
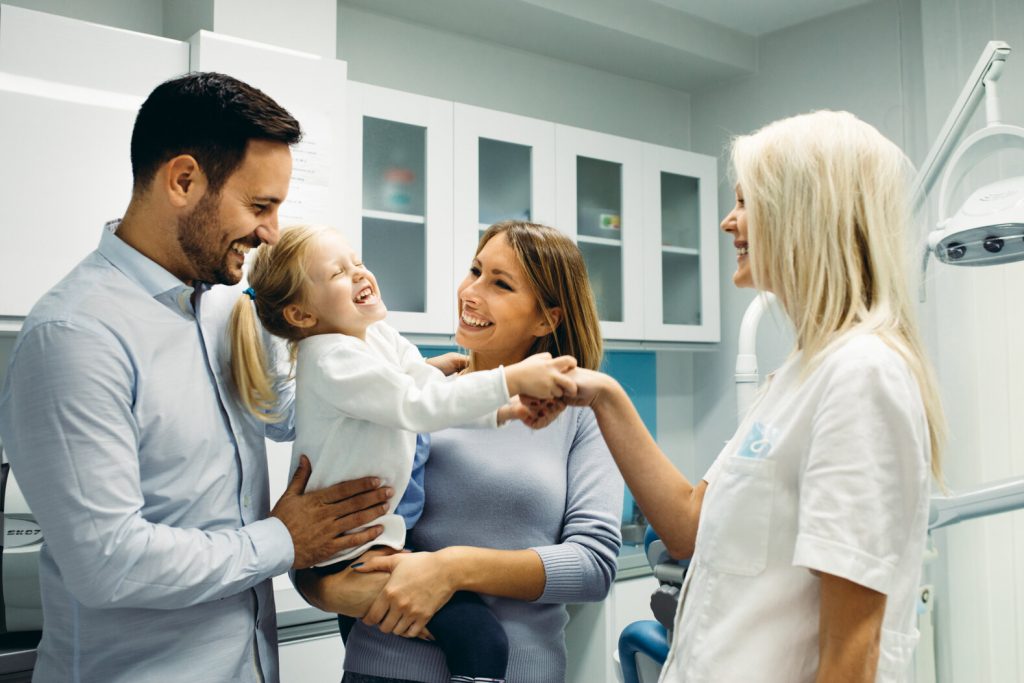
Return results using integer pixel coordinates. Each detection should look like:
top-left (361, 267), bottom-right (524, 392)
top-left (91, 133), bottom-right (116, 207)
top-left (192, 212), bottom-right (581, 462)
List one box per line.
top-left (532, 306), bottom-right (562, 338)
top-left (283, 303), bottom-right (317, 330)
top-left (162, 154), bottom-right (206, 208)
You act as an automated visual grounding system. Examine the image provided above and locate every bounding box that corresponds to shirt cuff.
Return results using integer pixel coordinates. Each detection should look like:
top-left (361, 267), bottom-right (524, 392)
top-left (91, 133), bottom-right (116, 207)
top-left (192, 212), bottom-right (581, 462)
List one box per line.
top-left (494, 365), bottom-right (511, 402)
top-left (532, 544), bottom-right (584, 603)
top-left (792, 532), bottom-right (897, 595)
top-left (246, 516), bottom-right (295, 578)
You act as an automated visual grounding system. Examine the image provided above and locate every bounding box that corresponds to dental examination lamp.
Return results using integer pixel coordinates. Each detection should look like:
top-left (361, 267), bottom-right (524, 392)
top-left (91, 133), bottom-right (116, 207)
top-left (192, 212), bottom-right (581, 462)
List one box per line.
top-left (912, 41), bottom-right (1024, 274)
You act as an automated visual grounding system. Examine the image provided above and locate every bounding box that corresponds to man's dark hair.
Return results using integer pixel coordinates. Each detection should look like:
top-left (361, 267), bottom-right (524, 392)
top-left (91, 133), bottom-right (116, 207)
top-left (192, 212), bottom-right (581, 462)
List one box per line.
top-left (130, 71), bottom-right (302, 194)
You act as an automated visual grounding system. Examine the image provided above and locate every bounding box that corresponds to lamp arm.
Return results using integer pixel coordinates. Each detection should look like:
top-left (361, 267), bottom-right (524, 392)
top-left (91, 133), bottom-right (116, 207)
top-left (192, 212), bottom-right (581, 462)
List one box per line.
top-left (735, 292), bottom-right (778, 418)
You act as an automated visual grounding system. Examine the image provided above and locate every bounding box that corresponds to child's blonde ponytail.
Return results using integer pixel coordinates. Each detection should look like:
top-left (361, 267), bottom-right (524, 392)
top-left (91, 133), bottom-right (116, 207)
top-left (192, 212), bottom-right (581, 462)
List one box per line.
top-left (229, 294), bottom-right (279, 422)
top-left (228, 224), bottom-right (326, 422)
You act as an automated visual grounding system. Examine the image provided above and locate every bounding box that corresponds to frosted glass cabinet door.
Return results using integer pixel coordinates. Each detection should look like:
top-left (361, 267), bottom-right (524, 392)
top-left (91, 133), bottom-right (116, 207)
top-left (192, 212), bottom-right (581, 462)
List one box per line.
top-left (641, 143), bottom-right (719, 342)
top-left (453, 105), bottom-right (556, 301)
top-left (346, 82), bottom-right (454, 334)
top-left (555, 126), bottom-right (644, 340)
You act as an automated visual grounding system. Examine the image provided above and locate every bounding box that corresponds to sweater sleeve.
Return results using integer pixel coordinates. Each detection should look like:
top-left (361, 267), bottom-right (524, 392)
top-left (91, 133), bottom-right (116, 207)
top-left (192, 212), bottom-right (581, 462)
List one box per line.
top-left (532, 408), bottom-right (623, 603)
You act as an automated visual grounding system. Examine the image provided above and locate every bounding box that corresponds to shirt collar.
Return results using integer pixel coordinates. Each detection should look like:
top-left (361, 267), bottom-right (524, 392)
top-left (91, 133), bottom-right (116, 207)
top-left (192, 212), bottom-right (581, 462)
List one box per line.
top-left (97, 219), bottom-right (211, 317)
top-left (98, 219), bottom-right (192, 298)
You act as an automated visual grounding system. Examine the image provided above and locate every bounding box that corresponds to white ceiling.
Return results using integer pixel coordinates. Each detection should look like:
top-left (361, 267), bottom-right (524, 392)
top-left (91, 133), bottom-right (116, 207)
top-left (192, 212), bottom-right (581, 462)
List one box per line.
top-left (649, 0), bottom-right (877, 36)
top-left (339, 0), bottom-right (882, 91)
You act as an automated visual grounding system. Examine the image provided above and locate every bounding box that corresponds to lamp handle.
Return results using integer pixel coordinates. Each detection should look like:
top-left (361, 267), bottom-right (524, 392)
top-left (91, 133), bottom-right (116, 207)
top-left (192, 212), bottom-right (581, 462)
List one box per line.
top-left (936, 123), bottom-right (1024, 224)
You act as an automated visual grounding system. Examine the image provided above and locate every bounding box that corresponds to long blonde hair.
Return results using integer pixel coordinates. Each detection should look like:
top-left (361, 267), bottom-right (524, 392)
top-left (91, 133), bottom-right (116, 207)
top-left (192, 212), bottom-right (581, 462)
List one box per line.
top-left (474, 221), bottom-right (603, 370)
top-left (732, 110), bottom-right (946, 480)
top-left (229, 224), bottom-right (325, 421)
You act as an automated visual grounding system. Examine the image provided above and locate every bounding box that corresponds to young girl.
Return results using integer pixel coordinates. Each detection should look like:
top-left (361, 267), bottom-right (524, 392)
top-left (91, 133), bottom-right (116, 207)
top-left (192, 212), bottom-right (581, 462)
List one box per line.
top-left (229, 224), bottom-right (577, 683)
top-left (297, 221), bottom-right (623, 683)
top-left (556, 111), bottom-right (947, 682)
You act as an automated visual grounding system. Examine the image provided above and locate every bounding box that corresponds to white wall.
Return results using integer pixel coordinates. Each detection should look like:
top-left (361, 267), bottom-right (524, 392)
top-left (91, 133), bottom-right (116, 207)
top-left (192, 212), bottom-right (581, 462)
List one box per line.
top-left (688, 0), bottom-right (923, 472)
top-left (917, 2), bottom-right (1024, 680)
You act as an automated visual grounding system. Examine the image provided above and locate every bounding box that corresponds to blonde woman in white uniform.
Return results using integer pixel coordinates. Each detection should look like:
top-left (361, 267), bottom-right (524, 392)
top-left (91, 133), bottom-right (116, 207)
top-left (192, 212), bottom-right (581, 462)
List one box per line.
top-left (553, 110), bottom-right (946, 682)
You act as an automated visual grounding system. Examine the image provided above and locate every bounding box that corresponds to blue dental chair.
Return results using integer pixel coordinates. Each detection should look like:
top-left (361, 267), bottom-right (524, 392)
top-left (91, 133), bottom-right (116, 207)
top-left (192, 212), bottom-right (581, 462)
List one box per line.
top-left (618, 527), bottom-right (688, 683)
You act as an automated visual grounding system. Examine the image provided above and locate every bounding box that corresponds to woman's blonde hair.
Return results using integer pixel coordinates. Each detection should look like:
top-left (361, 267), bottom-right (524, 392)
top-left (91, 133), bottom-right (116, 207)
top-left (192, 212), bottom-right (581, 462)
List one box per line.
top-left (229, 224), bottom-right (326, 421)
top-left (732, 110), bottom-right (946, 480)
top-left (474, 221), bottom-right (603, 370)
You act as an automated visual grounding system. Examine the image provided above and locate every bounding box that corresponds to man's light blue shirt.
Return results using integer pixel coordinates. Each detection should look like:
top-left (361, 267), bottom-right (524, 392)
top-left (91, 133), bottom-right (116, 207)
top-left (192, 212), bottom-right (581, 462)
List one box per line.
top-left (0, 222), bottom-right (296, 682)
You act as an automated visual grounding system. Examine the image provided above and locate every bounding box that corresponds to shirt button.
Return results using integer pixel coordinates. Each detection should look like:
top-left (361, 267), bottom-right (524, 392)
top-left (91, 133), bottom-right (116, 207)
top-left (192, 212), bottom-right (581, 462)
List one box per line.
top-left (243, 495), bottom-right (251, 508)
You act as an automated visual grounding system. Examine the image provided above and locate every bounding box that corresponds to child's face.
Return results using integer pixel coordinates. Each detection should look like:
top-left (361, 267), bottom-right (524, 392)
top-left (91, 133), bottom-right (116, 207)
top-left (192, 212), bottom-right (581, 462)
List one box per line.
top-left (302, 230), bottom-right (386, 338)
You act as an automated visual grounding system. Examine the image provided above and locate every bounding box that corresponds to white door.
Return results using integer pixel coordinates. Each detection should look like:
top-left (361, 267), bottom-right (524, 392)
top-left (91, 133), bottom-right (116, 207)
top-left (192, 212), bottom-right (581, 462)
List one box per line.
top-left (452, 104), bottom-right (556, 303)
top-left (346, 81), bottom-right (454, 335)
top-left (641, 143), bottom-right (719, 342)
top-left (555, 125), bottom-right (645, 340)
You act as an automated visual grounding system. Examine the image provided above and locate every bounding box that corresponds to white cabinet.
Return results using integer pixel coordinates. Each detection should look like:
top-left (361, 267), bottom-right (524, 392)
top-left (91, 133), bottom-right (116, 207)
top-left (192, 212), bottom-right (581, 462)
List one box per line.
top-left (0, 5), bottom-right (189, 317)
top-left (452, 104), bottom-right (556, 297)
top-left (353, 84), bottom-right (719, 344)
top-left (565, 575), bottom-right (660, 683)
top-left (279, 631), bottom-right (345, 683)
top-left (641, 143), bottom-right (719, 342)
top-left (189, 31), bottom-right (348, 231)
top-left (346, 82), bottom-right (455, 335)
top-left (555, 126), bottom-right (646, 340)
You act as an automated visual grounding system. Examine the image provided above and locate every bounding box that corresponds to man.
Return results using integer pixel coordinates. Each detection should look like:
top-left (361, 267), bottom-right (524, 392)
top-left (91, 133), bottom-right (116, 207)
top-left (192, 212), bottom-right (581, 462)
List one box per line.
top-left (0, 72), bottom-right (388, 682)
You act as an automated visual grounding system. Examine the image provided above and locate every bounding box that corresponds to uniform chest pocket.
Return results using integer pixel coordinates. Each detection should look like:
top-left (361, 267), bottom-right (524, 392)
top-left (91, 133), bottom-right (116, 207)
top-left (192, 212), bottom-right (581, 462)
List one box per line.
top-left (700, 456), bottom-right (775, 576)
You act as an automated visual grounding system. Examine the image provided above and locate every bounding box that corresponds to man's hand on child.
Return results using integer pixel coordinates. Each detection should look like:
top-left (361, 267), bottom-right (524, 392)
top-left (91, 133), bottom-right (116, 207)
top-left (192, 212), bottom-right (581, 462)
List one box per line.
top-left (425, 352), bottom-right (469, 376)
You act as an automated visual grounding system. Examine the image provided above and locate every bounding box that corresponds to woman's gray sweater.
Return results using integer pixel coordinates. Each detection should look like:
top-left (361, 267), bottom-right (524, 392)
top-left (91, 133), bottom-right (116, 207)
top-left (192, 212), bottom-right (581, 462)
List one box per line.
top-left (342, 406), bottom-right (624, 682)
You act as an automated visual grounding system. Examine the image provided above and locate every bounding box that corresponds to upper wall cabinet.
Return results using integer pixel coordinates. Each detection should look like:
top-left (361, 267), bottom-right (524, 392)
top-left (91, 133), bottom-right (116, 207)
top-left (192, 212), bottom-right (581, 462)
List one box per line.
top-left (555, 126), bottom-right (646, 340)
top-left (0, 6), bottom-right (189, 319)
top-left (641, 143), bottom-right (719, 342)
top-left (346, 82), bottom-right (455, 335)
top-left (452, 104), bottom-right (556, 298)
top-left (352, 81), bottom-right (719, 343)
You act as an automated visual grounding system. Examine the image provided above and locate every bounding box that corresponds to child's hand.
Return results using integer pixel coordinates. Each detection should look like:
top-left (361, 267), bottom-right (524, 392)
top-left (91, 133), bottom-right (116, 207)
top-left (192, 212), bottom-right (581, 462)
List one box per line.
top-left (497, 396), bottom-right (528, 426)
top-left (520, 395), bottom-right (567, 430)
top-left (504, 352), bottom-right (577, 399)
top-left (425, 352), bottom-right (469, 376)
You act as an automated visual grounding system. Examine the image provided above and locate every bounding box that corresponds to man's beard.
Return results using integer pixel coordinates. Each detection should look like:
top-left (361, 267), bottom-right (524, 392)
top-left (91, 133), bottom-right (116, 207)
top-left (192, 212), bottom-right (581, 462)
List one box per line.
top-left (177, 191), bottom-right (239, 286)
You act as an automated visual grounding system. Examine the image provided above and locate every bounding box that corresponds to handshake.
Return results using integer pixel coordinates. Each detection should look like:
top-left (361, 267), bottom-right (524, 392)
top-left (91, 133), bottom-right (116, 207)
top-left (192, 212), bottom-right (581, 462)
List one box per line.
top-left (429, 350), bottom-right (611, 430)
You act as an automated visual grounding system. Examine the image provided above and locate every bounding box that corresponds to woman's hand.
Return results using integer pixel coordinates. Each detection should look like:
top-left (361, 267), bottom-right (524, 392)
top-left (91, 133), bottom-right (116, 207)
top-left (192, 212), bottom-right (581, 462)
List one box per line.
top-left (425, 352), bottom-right (470, 377)
top-left (295, 546), bottom-right (399, 616)
top-left (354, 550), bottom-right (458, 639)
top-left (518, 396), bottom-right (568, 429)
top-left (556, 368), bottom-right (616, 409)
top-left (504, 352), bottom-right (577, 399)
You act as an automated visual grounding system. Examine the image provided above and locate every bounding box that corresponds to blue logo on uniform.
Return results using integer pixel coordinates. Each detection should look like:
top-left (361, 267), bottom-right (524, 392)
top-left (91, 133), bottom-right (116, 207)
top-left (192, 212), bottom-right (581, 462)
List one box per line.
top-left (738, 421), bottom-right (775, 459)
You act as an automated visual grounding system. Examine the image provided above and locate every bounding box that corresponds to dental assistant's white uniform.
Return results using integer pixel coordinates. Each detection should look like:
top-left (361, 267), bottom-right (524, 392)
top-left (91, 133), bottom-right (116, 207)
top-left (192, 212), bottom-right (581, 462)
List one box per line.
top-left (661, 333), bottom-right (930, 683)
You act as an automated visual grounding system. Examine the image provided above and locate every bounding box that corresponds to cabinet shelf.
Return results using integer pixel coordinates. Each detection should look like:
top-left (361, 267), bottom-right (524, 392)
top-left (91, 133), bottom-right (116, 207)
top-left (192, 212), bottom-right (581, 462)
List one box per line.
top-left (661, 245), bottom-right (699, 256)
top-left (362, 209), bottom-right (425, 224)
top-left (577, 234), bottom-right (622, 247)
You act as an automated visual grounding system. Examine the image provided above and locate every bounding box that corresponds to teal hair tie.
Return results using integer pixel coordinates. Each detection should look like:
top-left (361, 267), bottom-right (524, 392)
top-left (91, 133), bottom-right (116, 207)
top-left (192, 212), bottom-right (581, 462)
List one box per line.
top-left (243, 287), bottom-right (256, 301)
